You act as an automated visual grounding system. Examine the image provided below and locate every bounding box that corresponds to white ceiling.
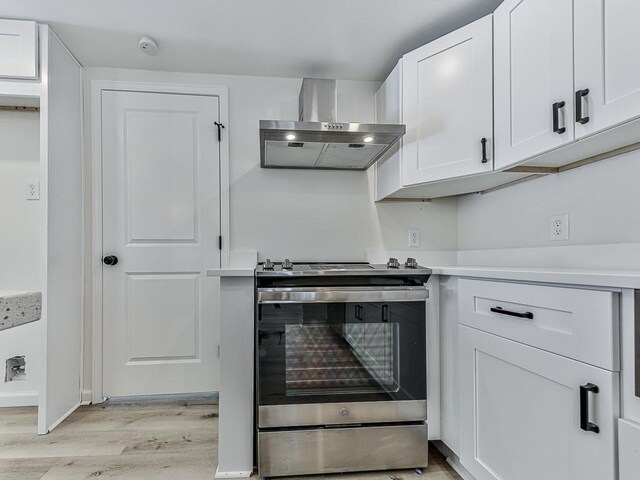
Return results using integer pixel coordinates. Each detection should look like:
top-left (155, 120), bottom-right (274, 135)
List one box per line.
top-left (3, 0), bottom-right (503, 80)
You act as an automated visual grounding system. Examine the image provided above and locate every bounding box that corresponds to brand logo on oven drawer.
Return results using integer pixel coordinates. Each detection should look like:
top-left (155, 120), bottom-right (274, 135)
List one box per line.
top-left (339, 407), bottom-right (350, 417)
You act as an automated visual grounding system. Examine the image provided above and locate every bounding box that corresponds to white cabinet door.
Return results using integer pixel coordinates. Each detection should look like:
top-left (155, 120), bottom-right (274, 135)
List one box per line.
top-left (619, 419), bottom-right (640, 480)
top-left (459, 326), bottom-right (618, 480)
top-left (494, 0), bottom-right (574, 169)
top-left (0, 19), bottom-right (38, 79)
top-left (402, 15), bottom-right (493, 185)
top-left (574, 0), bottom-right (640, 139)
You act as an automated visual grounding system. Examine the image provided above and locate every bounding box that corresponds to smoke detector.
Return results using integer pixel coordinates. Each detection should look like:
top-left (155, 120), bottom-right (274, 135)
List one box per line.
top-left (138, 36), bottom-right (159, 56)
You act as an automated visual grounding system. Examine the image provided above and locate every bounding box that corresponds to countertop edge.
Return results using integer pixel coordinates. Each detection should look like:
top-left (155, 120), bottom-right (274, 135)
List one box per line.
top-left (206, 269), bottom-right (255, 277)
top-left (430, 266), bottom-right (640, 289)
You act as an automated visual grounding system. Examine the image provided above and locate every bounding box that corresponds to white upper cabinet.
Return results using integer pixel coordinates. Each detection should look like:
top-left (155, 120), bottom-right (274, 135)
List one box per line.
top-left (494, 0), bottom-right (574, 169)
top-left (374, 61), bottom-right (403, 201)
top-left (574, 0), bottom-right (640, 139)
top-left (402, 15), bottom-right (493, 185)
top-left (0, 19), bottom-right (38, 79)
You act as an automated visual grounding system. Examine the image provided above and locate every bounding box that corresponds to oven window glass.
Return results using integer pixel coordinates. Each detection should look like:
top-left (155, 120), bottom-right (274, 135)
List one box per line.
top-left (258, 301), bottom-right (426, 405)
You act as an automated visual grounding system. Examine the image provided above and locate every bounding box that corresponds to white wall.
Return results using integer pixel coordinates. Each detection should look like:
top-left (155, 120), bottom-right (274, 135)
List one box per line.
top-left (0, 109), bottom-right (42, 406)
top-left (457, 150), bottom-right (640, 267)
top-left (82, 67), bottom-right (459, 390)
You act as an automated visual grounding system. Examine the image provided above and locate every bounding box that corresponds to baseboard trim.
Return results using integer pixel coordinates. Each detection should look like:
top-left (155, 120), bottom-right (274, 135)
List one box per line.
top-left (446, 457), bottom-right (475, 480)
top-left (45, 401), bottom-right (81, 434)
top-left (0, 391), bottom-right (38, 407)
top-left (81, 389), bottom-right (92, 405)
top-left (214, 466), bottom-right (253, 478)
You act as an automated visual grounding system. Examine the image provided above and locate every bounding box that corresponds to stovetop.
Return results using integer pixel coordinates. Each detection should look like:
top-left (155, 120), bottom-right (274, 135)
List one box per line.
top-left (255, 259), bottom-right (431, 277)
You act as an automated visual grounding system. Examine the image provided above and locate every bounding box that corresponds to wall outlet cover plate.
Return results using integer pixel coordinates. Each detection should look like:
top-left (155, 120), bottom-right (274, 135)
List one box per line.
top-left (549, 214), bottom-right (569, 241)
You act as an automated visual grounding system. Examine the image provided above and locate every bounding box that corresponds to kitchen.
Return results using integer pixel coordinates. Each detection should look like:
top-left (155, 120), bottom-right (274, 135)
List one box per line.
top-left (0, 0), bottom-right (639, 479)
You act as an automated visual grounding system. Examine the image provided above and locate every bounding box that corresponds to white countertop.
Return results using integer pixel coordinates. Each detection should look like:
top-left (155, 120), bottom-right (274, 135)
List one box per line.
top-left (206, 268), bottom-right (255, 277)
top-left (431, 265), bottom-right (640, 289)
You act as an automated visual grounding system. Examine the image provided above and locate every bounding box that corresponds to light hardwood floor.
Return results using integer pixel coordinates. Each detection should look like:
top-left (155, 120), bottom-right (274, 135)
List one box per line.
top-left (0, 399), bottom-right (460, 480)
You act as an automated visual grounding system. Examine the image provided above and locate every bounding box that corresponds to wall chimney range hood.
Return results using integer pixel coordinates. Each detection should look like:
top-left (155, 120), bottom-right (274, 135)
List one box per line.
top-left (260, 78), bottom-right (405, 170)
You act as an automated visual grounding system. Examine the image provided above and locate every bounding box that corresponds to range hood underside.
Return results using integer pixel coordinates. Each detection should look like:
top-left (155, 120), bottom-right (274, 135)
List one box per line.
top-left (260, 121), bottom-right (405, 170)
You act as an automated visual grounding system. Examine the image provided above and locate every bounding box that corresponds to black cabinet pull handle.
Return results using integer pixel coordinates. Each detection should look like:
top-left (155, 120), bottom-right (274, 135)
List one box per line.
top-left (481, 138), bottom-right (488, 164)
top-left (580, 383), bottom-right (600, 433)
top-left (355, 305), bottom-right (362, 321)
top-left (382, 305), bottom-right (389, 323)
top-left (553, 101), bottom-right (566, 134)
top-left (490, 306), bottom-right (534, 319)
top-left (575, 89), bottom-right (590, 124)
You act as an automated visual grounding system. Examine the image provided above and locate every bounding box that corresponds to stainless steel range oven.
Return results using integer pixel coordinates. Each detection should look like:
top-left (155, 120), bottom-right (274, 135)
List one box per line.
top-left (255, 260), bottom-right (431, 478)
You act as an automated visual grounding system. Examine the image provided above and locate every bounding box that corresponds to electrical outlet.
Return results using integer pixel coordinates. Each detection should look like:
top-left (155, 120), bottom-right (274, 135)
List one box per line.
top-left (26, 181), bottom-right (40, 200)
top-left (408, 229), bottom-right (421, 247)
top-left (549, 214), bottom-right (569, 241)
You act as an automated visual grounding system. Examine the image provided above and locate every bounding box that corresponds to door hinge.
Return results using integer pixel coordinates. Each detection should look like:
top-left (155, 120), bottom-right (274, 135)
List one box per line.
top-left (214, 122), bottom-right (225, 142)
top-left (218, 235), bottom-right (222, 250)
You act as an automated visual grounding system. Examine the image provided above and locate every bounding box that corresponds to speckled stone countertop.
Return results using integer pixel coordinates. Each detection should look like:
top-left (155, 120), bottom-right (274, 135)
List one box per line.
top-left (0, 291), bottom-right (42, 331)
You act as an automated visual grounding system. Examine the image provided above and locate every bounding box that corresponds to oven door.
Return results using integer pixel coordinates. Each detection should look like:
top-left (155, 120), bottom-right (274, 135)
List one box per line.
top-left (257, 286), bottom-right (428, 428)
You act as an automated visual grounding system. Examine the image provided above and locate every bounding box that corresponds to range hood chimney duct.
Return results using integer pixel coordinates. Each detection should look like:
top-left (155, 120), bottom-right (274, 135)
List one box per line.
top-left (299, 78), bottom-right (337, 123)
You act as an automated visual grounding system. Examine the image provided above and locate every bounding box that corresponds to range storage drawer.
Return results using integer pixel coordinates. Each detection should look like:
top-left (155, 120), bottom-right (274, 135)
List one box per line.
top-left (258, 424), bottom-right (428, 477)
top-left (458, 279), bottom-right (618, 370)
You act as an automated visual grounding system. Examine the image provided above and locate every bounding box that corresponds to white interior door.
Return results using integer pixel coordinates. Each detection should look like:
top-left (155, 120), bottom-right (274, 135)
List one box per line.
top-left (459, 326), bottom-right (618, 480)
top-left (101, 90), bottom-right (221, 397)
top-left (494, 0), bottom-right (574, 169)
top-left (574, 0), bottom-right (640, 139)
top-left (402, 15), bottom-right (493, 185)
top-left (40, 27), bottom-right (83, 433)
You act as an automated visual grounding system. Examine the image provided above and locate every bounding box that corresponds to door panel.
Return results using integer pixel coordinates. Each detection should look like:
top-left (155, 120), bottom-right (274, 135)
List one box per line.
top-left (102, 90), bottom-right (220, 397)
top-left (494, 0), bottom-right (574, 168)
top-left (574, 0), bottom-right (640, 138)
top-left (402, 15), bottom-right (493, 185)
top-left (459, 326), bottom-right (618, 480)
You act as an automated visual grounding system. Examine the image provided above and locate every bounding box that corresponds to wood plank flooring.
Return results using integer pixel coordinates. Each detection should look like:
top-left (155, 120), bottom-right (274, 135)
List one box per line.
top-left (0, 399), bottom-right (460, 480)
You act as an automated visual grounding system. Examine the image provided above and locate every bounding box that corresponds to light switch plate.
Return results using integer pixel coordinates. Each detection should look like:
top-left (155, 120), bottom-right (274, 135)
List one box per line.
top-left (549, 214), bottom-right (569, 241)
top-left (408, 229), bottom-right (421, 247)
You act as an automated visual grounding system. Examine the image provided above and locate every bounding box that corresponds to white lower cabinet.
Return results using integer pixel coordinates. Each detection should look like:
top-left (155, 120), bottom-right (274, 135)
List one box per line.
top-left (619, 419), bottom-right (640, 480)
top-left (459, 325), bottom-right (618, 480)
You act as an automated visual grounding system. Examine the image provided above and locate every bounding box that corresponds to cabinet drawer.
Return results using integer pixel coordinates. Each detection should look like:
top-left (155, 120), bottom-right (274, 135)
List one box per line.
top-left (458, 279), bottom-right (618, 370)
top-left (0, 19), bottom-right (38, 79)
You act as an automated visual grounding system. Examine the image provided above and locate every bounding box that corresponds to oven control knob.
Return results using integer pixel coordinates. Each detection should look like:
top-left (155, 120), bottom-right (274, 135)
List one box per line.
top-left (339, 407), bottom-right (350, 417)
top-left (387, 257), bottom-right (400, 269)
top-left (263, 259), bottom-right (274, 270)
top-left (405, 257), bottom-right (418, 269)
top-left (282, 258), bottom-right (293, 270)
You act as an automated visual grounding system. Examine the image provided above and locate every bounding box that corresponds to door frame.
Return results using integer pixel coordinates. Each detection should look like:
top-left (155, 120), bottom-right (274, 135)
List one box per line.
top-left (90, 80), bottom-right (230, 403)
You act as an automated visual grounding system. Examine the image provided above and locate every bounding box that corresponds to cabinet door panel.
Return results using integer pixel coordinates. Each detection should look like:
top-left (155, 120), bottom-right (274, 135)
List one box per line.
top-left (0, 19), bottom-right (38, 79)
top-left (494, 0), bottom-right (574, 169)
top-left (402, 15), bottom-right (493, 185)
top-left (575, 0), bottom-right (640, 138)
top-left (459, 326), bottom-right (618, 480)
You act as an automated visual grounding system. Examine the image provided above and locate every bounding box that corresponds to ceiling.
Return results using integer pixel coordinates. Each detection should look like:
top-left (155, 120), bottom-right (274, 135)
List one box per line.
top-left (2, 0), bottom-right (503, 81)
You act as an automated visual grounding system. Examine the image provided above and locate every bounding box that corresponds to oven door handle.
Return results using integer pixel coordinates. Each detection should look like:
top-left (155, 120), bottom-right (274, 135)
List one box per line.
top-left (257, 286), bottom-right (429, 304)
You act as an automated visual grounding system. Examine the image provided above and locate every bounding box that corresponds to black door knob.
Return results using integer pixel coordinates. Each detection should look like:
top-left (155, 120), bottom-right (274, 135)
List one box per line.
top-left (103, 255), bottom-right (119, 266)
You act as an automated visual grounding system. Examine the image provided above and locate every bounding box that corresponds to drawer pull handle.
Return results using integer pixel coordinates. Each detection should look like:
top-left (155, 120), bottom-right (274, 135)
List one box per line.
top-left (490, 306), bottom-right (534, 319)
top-left (580, 383), bottom-right (600, 434)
